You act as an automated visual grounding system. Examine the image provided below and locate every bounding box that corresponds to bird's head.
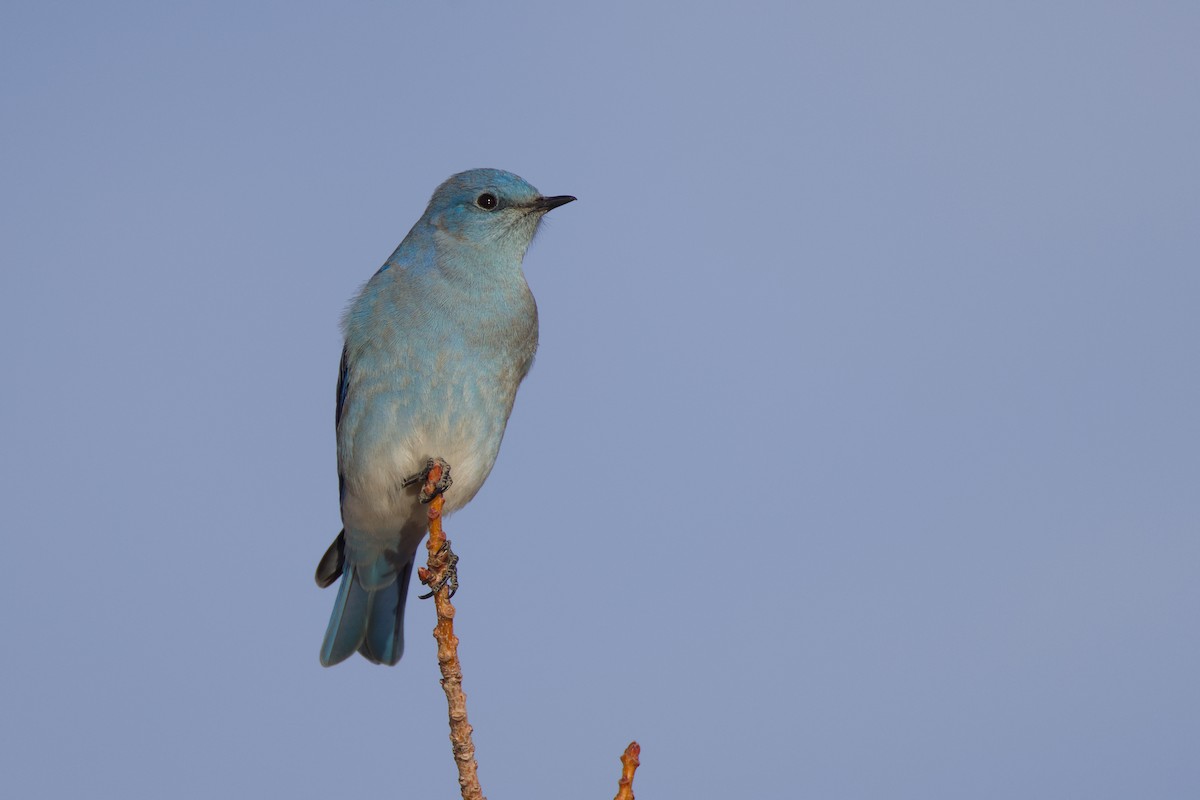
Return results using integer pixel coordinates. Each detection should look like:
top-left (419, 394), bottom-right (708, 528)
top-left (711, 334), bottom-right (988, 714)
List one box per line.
top-left (423, 168), bottom-right (575, 255)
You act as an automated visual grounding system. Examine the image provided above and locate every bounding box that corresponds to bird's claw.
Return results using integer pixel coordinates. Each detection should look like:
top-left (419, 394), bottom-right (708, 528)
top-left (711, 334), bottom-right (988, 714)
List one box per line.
top-left (418, 540), bottom-right (459, 599)
top-left (402, 457), bottom-right (453, 503)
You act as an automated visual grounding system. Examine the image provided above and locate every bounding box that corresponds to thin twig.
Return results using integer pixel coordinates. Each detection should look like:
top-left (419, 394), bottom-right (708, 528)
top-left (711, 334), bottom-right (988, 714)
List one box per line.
top-left (613, 741), bottom-right (641, 800)
top-left (417, 461), bottom-right (485, 800)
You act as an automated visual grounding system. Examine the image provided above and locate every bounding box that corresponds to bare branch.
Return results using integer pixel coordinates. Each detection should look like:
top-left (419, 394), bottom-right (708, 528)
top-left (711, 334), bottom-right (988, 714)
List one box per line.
top-left (614, 741), bottom-right (641, 800)
top-left (417, 460), bottom-right (485, 800)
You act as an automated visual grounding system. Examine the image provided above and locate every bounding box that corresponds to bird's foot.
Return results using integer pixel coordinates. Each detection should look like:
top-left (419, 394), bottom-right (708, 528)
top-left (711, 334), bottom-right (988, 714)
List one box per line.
top-left (418, 540), bottom-right (459, 599)
top-left (402, 457), bottom-right (453, 503)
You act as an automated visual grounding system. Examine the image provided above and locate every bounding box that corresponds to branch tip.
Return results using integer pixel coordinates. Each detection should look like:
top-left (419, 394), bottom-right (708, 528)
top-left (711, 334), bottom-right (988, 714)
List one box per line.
top-left (614, 741), bottom-right (641, 800)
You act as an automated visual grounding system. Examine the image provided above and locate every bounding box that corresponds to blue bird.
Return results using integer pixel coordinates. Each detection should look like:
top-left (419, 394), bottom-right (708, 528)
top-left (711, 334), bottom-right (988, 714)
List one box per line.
top-left (315, 169), bottom-right (575, 666)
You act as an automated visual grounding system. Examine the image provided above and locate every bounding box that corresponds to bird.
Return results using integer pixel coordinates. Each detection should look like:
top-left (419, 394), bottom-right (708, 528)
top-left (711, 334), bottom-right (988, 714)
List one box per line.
top-left (314, 169), bottom-right (574, 667)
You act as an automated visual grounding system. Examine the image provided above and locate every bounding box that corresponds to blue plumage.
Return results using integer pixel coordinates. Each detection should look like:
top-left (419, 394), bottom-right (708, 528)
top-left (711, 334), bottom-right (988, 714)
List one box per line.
top-left (316, 169), bottom-right (574, 666)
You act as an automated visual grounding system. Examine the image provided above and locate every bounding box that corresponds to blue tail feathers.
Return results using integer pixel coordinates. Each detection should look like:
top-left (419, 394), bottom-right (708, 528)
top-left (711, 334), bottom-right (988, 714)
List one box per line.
top-left (319, 557), bottom-right (414, 667)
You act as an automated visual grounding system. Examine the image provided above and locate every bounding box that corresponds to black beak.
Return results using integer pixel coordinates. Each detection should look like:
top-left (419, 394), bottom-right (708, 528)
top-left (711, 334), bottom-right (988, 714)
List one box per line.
top-left (531, 195), bottom-right (577, 212)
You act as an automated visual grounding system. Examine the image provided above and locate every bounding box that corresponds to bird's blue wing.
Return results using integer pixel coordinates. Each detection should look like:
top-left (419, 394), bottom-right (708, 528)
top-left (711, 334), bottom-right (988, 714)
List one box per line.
top-left (336, 345), bottom-right (350, 513)
top-left (317, 346), bottom-right (351, 589)
top-left (336, 345), bottom-right (350, 429)
top-left (336, 345), bottom-right (350, 505)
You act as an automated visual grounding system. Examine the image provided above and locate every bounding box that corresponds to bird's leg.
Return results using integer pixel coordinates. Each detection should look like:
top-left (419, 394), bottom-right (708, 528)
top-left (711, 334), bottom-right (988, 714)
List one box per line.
top-left (401, 457), bottom-right (453, 503)
top-left (418, 539), bottom-right (459, 599)
top-left (414, 456), bottom-right (458, 599)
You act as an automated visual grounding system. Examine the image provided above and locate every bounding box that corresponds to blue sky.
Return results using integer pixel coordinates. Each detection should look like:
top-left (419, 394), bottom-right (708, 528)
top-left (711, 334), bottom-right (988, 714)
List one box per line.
top-left (2, 2), bottom-right (1198, 797)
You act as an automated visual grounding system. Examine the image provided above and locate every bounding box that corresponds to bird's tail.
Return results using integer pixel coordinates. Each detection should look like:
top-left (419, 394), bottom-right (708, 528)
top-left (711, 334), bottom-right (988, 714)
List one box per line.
top-left (319, 547), bottom-right (414, 667)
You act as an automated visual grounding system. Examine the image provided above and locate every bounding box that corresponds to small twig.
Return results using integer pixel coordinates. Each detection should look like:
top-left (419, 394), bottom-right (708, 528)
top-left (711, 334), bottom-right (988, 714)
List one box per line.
top-left (417, 461), bottom-right (485, 800)
top-left (613, 741), bottom-right (641, 800)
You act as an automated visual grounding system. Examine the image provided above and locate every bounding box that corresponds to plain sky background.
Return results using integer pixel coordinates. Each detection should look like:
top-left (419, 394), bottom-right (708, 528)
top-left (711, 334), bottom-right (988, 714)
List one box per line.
top-left (2, 2), bottom-right (1198, 798)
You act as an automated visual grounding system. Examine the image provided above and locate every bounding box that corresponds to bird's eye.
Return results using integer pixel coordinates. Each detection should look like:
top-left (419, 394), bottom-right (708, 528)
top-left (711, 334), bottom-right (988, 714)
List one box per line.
top-left (476, 193), bottom-right (498, 210)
